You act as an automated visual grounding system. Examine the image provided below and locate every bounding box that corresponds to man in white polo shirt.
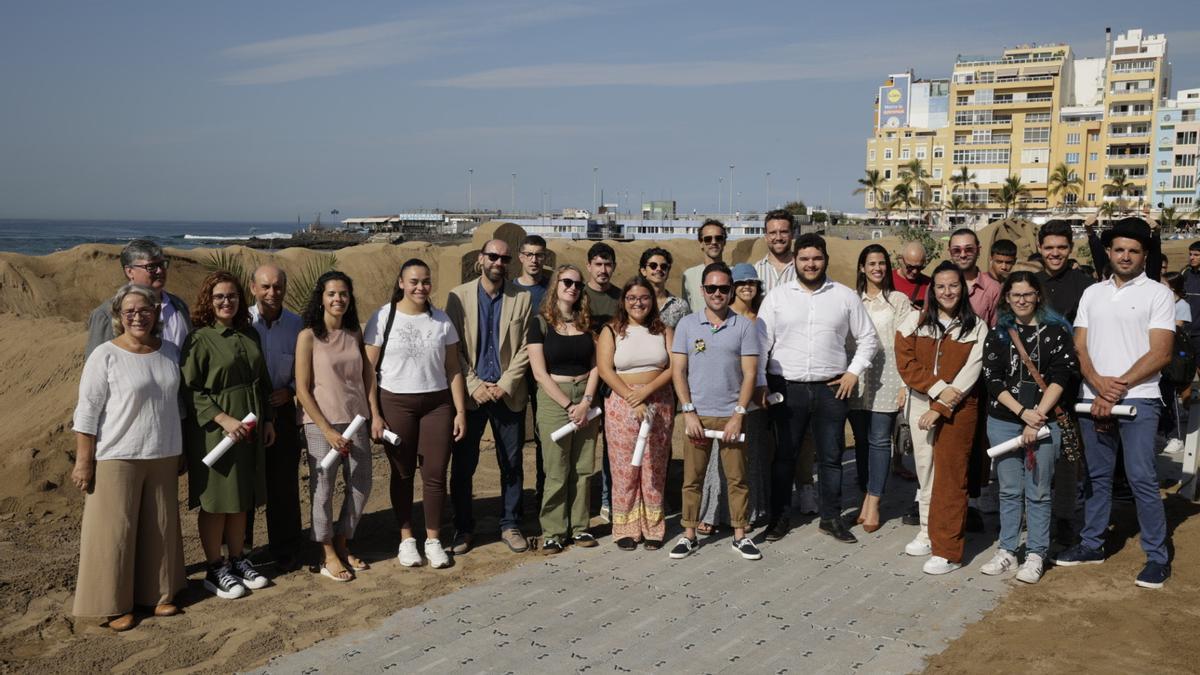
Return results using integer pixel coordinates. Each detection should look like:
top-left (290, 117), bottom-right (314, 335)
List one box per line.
top-left (1053, 218), bottom-right (1174, 590)
top-left (760, 233), bottom-right (879, 544)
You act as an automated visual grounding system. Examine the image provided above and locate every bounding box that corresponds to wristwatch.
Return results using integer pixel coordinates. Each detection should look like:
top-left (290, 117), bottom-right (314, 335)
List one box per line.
top-left (733, 405), bottom-right (747, 415)
top-left (682, 402), bottom-right (696, 413)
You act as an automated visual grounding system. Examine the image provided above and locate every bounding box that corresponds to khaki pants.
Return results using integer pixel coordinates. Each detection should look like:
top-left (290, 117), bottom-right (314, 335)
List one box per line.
top-left (682, 415), bottom-right (748, 529)
top-left (535, 381), bottom-right (597, 540)
top-left (73, 457), bottom-right (186, 617)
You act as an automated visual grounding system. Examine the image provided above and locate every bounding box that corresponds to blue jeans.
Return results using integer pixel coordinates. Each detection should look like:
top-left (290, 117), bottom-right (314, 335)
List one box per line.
top-left (1077, 398), bottom-right (1168, 564)
top-left (451, 400), bottom-right (526, 533)
top-left (848, 410), bottom-right (896, 497)
top-left (987, 416), bottom-right (1060, 557)
top-left (768, 375), bottom-right (848, 521)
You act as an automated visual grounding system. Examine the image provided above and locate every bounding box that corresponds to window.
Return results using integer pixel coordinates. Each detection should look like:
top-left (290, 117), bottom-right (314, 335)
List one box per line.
top-left (886, 132), bottom-right (896, 139)
top-left (1026, 112), bottom-right (1052, 123)
top-left (1184, 110), bottom-right (1197, 122)
top-left (957, 95), bottom-right (970, 105)
top-left (916, 147), bottom-right (927, 160)
top-left (1177, 154), bottom-right (1198, 167)
top-left (932, 189), bottom-right (942, 203)
top-left (1065, 152), bottom-right (1080, 164)
top-left (1173, 196), bottom-right (1196, 206)
top-left (904, 131), bottom-right (913, 137)
top-left (869, 150), bottom-right (876, 161)
top-left (1173, 174), bottom-right (1196, 189)
top-left (1178, 131), bottom-right (1199, 145)
top-left (1089, 152), bottom-right (1098, 161)
top-left (1023, 127), bottom-right (1051, 143)
top-left (952, 148), bottom-right (1011, 164)
top-left (1087, 193), bottom-right (1096, 201)
top-left (1066, 133), bottom-right (1081, 145)
top-left (933, 146), bottom-right (944, 158)
top-left (1090, 133), bottom-right (1100, 142)
top-left (1065, 193), bottom-right (1078, 204)
top-left (900, 147), bottom-right (911, 160)
top-left (884, 169), bottom-right (892, 179)
top-left (932, 167), bottom-right (943, 179)
top-left (1088, 172), bottom-right (1097, 182)
top-left (1021, 148), bottom-right (1049, 163)
top-left (884, 148), bottom-right (893, 160)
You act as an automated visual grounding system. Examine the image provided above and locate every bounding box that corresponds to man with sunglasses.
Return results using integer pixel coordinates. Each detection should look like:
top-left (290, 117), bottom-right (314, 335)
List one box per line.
top-left (892, 242), bottom-right (931, 310)
top-left (515, 235), bottom-right (551, 505)
top-left (445, 239), bottom-right (534, 555)
top-left (761, 234), bottom-right (879, 544)
top-left (683, 219), bottom-right (728, 313)
top-left (671, 262), bottom-right (762, 560)
top-left (86, 239), bottom-right (191, 359)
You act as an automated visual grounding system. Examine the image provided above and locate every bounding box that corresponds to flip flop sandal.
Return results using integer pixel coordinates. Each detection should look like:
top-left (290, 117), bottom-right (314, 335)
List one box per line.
top-left (696, 523), bottom-right (715, 536)
top-left (320, 565), bottom-right (353, 582)
top-left (346, 556), bottom-right (370, 572)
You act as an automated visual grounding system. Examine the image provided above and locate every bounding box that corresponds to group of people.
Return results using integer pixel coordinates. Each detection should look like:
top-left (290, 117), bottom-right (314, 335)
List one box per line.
top-left (70, 210), bottom-right (1183, 632)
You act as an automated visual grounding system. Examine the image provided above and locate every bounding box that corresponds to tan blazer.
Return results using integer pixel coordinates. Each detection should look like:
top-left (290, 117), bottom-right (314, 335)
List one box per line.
top-left (445, 279), bottom-right (533, 412)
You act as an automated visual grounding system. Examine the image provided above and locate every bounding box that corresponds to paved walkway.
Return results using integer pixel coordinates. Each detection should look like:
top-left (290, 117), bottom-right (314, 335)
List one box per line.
top-left (256, 458), bottom-right (1020, 674)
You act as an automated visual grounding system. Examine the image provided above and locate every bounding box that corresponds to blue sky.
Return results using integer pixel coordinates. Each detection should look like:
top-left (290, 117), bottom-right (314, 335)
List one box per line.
top-left (2, 0), bottom-right (1199, 221)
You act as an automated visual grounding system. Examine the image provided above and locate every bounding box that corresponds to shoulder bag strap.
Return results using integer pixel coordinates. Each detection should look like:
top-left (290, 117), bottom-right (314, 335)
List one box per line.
top-left (376, 303), bottom-right (399, 382)
top-left (1007, 327), bottom-right (1049, 392)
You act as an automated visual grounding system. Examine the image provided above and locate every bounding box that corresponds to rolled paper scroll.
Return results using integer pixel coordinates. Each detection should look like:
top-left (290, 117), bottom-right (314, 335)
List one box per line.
top-left (202, 413), bottom-right (258, 467)
top-left (631, 416), bottom-right (652, 467)
top-left (703, 429), bottom-right (746, 443)
top-left (320, 415), bottom-right (368, 470)
top-left (1073, 403), bottom-right (1137, 418)
top-left (766, 392), bottom-right (784, 405)
top-left (549, 406), bottom-right (603, 442)
top-left (986, 425), bottom-right (1051, 458)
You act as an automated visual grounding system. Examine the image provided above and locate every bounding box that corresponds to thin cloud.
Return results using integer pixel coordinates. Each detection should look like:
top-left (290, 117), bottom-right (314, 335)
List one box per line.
top-left (218, 3), bottom-right (601, 85)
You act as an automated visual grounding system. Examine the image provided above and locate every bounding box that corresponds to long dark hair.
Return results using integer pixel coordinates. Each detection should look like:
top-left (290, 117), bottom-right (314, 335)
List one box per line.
top-left (920, 261), bottom-right (977, 337)
top-left (855, 243), bottom-right (897, 298)
top-left (390, 258), bottom-right (433, 314)
top-left (303, 271), bottom-right (361, 340)
top-left (994, 271), bottom-right (1071, 344)
top-left (611, 276), bottom-right (665, 337)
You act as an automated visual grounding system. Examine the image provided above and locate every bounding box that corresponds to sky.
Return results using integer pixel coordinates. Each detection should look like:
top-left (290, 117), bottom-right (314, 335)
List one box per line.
top-left (2, 0), bottom-right (1200, 222)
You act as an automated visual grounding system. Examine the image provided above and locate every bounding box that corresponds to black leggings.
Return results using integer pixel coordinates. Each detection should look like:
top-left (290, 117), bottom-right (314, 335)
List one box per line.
top-left (380, 389), bottom-right (454, 533)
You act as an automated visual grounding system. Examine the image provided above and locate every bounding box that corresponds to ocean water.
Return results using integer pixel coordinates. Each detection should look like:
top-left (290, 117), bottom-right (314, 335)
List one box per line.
top-left (0, 219), bottom-right (298, 256)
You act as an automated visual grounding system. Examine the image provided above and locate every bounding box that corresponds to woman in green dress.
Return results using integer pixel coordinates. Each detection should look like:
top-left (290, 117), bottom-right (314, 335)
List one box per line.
top-left (181, 271), bottom-right (276, 600)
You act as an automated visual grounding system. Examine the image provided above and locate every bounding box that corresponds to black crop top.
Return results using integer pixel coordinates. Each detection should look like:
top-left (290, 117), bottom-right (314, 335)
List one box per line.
top-left (528, 317), bottom-right (595, 377)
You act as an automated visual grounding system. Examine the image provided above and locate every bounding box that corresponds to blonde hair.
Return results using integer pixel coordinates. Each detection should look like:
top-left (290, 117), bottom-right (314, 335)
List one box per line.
top-left (540, 264), bottom-right (591, 332)
top-left (109, 283), bottom-right (162, 337)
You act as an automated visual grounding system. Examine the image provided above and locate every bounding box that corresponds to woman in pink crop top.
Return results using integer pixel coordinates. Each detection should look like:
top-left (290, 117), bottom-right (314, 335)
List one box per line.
top-left (597, 276), bottom-right (676, 550)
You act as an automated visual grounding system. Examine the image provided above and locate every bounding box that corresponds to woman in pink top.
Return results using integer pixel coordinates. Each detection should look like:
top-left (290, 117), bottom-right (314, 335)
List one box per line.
top-left (295, 271), bottom-right (376, 582)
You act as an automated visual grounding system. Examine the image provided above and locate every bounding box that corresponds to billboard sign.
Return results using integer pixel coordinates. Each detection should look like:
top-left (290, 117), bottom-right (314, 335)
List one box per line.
top-left (878, 74), bottom-right (911, 129)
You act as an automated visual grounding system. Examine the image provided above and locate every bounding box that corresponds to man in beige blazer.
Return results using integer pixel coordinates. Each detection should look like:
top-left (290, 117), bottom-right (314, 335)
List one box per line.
top-left (445, 239), bottom-right (534, 554)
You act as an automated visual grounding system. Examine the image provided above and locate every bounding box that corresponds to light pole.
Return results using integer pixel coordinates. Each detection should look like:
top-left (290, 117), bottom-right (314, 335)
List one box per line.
top-left (467, 168), bottom-right (473, 214)
top-left (765, 171), bottom-right (771, 213)
top-left (592, 167), bottom-right (598, 212)
top-left (511, 173), bottom-right (516, 214)
top-left (795, 177), bottom-right (801, 204)
top-left (718, 177), bottom-right (723, 214)
top-left (729, 165), bottom-right (736, 220)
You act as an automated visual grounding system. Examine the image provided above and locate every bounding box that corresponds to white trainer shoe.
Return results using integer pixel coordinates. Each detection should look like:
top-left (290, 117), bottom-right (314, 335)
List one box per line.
top-left (398, 537), bottom-right (423, 567)
top-left (980, 549), bottom-right (1018, 576)
top-left (425, 539), bottom-right (451, 569)
top-left (1164, 438), bottom-right (1185, 454)
top-left (1016, 553), bottom-right (1045, 584)
top-left (796, 484), bottom-right (819, 515)
top-left (904, 534), bottom-right (932, 557)
top-left (923, 556), bottom-right (961, 575)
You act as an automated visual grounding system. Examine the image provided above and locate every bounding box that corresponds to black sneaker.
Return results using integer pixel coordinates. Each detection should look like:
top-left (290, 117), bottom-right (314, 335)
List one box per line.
top-left (1135, 561), bottom-right (1170, 589)
top-left (1052, 543), bottom-right (1105, 567)
top-left (764, 517), bottom-right (790, 542)
top-left (230, 556), bottom-right (269, 589)
top-left (731, 537), bottom-right (762, 560)
top-left (541, 537), bottom-right (564, 555)
top-left (819, 518), bottom-right (858, 544)
top-left (668, 537), bottom-right (698, 559)
top-left (901, 503), bottom-right (920, 526)
top-left (204, 562), bottom-right (247, 599)
top-left (965, 507), bottom-right (985, 533)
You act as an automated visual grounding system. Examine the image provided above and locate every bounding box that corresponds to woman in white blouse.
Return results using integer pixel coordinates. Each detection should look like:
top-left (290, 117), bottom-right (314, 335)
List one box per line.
top-left (71, 284), bottom-right (187, 631)
top-left (848, 244), bottom-right (916, 532)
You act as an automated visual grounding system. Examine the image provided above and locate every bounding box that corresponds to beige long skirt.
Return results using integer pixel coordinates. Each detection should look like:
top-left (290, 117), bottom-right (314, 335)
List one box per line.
top-left (73, 457), bottom-right (187, 617)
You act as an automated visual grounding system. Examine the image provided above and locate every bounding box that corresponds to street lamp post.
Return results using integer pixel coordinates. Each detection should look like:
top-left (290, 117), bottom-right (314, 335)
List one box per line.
top-left (467, 168), bottom-right (473, 214)
top-left (718, 177), bottom-right (723, 214)
top-left (593, 167), bottom-right (598, 213)
top-left (728, 165), bottom-right (735, 220)
top-left (765, 171), bottom-right (771, 213)
top-left (795, 177), bottom-right (801, 203)
top-left (511, 173), bottom-right (516, 214)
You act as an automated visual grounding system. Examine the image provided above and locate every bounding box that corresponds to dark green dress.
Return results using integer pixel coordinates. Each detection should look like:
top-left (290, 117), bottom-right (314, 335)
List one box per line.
top-left (181, 324), bottom-right (274, 513)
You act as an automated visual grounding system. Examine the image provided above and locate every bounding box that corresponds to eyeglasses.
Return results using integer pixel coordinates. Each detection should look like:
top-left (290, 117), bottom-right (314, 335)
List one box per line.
top-left (212, 293), bottom-right (239, 302)
top-left (644, 261), bottom-right (670, 272)
top-left (120, 308), bottom-right (156, 320)
top-left (624, 294), bottom-right (652, 305)
top-left (1007, 291), bottom-right (1038, 302)
top-left (520, 251), bottom-right (546, 260)
top-left (701, 235), bottom-right (726, 244)
top-left (904, 263), bottom-right (925, 272)
top-left (483, 252), bottom-right (512, 264)
top-left (702, 284), bottom-right (732, 295)
top-left (558, 278), bottom-right (583, 290)
top-left (127, 260), bottom-right (169, 272)
top-left (949, 246), bottom-right (977, 255)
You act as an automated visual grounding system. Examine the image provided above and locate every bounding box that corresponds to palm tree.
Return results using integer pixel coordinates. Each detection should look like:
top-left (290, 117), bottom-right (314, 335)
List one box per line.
top-left (945, 194), bottom-right (969, 227)
top-left (1160, 205), bottom-right (1180, 233)
top-left (1097, 201), bottom-right (1117, 227)
top-left (889, 180), bottom-right (914, 225)
top-left (852, 169), bottom-right (885, 224)
top-left (949, 166), bottom-right (979, 196)
top-left (1046, 163), bottom-right (1083, 212)
top-left (899, 159), bottom-right (931, 223)
top-left (1103, 173), bottom-right (1134, 215)
top-left (999, 175), bottom-right (1030, 219)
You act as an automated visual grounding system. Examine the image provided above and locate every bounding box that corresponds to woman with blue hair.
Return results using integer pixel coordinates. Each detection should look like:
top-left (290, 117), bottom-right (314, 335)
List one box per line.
top-left (978, 271), bottom-right (1078, 584)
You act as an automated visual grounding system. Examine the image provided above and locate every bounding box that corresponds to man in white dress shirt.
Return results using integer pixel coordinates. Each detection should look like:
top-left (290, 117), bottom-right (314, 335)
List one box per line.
top-left (760, 234), bottom-right (880, 544)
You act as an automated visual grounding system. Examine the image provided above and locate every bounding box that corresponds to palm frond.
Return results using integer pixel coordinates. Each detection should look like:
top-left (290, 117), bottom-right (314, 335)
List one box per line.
top-left (284, 253), bottom-right (338, 314)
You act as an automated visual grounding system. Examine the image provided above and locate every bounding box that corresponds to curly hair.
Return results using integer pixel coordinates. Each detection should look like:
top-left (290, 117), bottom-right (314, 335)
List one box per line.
top-left (610, 276), bottom-right (665, 338)
top-left (303, 270), bottom-right (361, 341)
top-left (540, 264), bottom-right (591, 333)
top-left (109, 283), bottom-right (162, 338)
top-left (191, 270), bottom-right (251, 328)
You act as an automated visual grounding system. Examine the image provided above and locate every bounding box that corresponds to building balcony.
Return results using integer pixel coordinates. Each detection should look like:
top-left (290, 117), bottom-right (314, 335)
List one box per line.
top-left (1108, 110), bottom-right (1153, 119)
top-left (1108, 130), bottom-right (1151, 138)
top-left (954, 137), bottom-right (1012, 146)
top-left (1106, 153), bottom-right (1151, 161)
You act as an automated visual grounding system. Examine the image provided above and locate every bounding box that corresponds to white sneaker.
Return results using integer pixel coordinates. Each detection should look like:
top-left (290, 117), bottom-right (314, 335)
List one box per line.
top-left (904, 534), bottom-right (932, 557)
top-left (1016, 553), bottom-right (1045, 584)
top-left (980, 549), bottom-right (1018, 576)
top-left (1164, 438), bottom-right (1185, 454)
top-left (923, 556), bottom-right (961, 575)
top-left (425, 539), bottom-right (451, 569)
top-left (397, 537), bottom-right (423, 567)
top-left (796, 484), bottom-right (818, 515)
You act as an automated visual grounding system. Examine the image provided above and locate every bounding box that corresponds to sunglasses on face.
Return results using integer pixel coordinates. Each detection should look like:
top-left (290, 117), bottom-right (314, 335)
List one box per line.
top-left (558, 278), bottom-right (583, 290)
top-left (645, 261), bottom-right (670, 272)
top-left (483, 252), bottom-right (512, 264)
top-left (128, 260), bottom-right (169, 272)
top-left (702, 235), bottom-right (726, 244)
top-left (702, 284), bottom-right (732, 295)
top-left (904, 263), bottom-right (924, 272)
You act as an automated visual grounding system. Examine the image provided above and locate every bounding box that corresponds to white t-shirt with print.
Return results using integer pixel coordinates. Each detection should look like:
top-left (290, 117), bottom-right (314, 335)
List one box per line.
top-left (364, 304), bottom-right (459, 394)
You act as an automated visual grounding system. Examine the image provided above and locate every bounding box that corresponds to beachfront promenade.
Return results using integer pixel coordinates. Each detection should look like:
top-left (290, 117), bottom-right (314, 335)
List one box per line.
top-left (256, 458), bottom-right (1013, 674)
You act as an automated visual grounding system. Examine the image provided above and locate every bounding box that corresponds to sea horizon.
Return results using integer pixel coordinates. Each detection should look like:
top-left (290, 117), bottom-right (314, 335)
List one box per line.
top-left (0, 218), bottom-right (303, 256)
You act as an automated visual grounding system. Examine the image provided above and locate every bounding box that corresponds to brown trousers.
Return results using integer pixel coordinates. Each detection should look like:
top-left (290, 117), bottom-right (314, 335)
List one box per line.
top-left (928, 397), bottom-right (979, 562)
top-left (379, 389), bottom-right (455, 533)
top-left (73, 457), bottom-right (186, 617)
top-left (682, 415), bottom-right (749, 529)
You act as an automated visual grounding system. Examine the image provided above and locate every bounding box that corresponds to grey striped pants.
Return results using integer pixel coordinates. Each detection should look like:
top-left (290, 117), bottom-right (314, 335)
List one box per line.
top-left (304, 422), bottom-right (372, 542)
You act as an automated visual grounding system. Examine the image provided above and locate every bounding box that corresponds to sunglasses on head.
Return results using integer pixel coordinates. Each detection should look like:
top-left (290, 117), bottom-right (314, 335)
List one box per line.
top-left (558, 278), bottom-right (583, 290)
top-left (702, 284), bottom-right (731, 295)
top-left (483, 252), bottom-right (512, 264)
top-left (645, 261), bottom-right (670, 271)
top-left (702, 235), bottom-right (726, 244)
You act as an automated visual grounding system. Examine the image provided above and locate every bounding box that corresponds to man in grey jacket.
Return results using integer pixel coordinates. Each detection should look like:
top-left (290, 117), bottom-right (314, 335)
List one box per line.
top-left (85, 240), bottom-right (192, 358)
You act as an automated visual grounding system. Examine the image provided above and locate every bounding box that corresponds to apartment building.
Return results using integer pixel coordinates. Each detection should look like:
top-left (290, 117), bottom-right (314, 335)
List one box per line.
top-left (1151, 88), bottom-right (1200, 212)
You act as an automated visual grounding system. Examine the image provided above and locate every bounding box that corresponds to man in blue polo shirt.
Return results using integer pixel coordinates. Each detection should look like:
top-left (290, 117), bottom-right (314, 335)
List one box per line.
top-left (670, 262), bottom-right (761, 561)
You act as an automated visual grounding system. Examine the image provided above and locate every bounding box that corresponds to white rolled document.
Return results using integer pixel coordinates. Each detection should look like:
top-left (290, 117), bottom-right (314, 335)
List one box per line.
top-left (986, 426), bottom-right (1051, 458)
top-left (766, 392), bottom-right (784, 405)
top-left (1074, 403), bottom-right (1137, 418)
top-left (703, 429), bottom-right (746, 443)
top-left (320, 415), bottom-right (368, 471)
top-left (631, 417), bottom-right (652, 467)
top-left (382, 429), bottom-right (400, 446)
top-left (202, 413), bottom-right (258, 467)
top-left (549, 406), bottom-right (603, 442)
